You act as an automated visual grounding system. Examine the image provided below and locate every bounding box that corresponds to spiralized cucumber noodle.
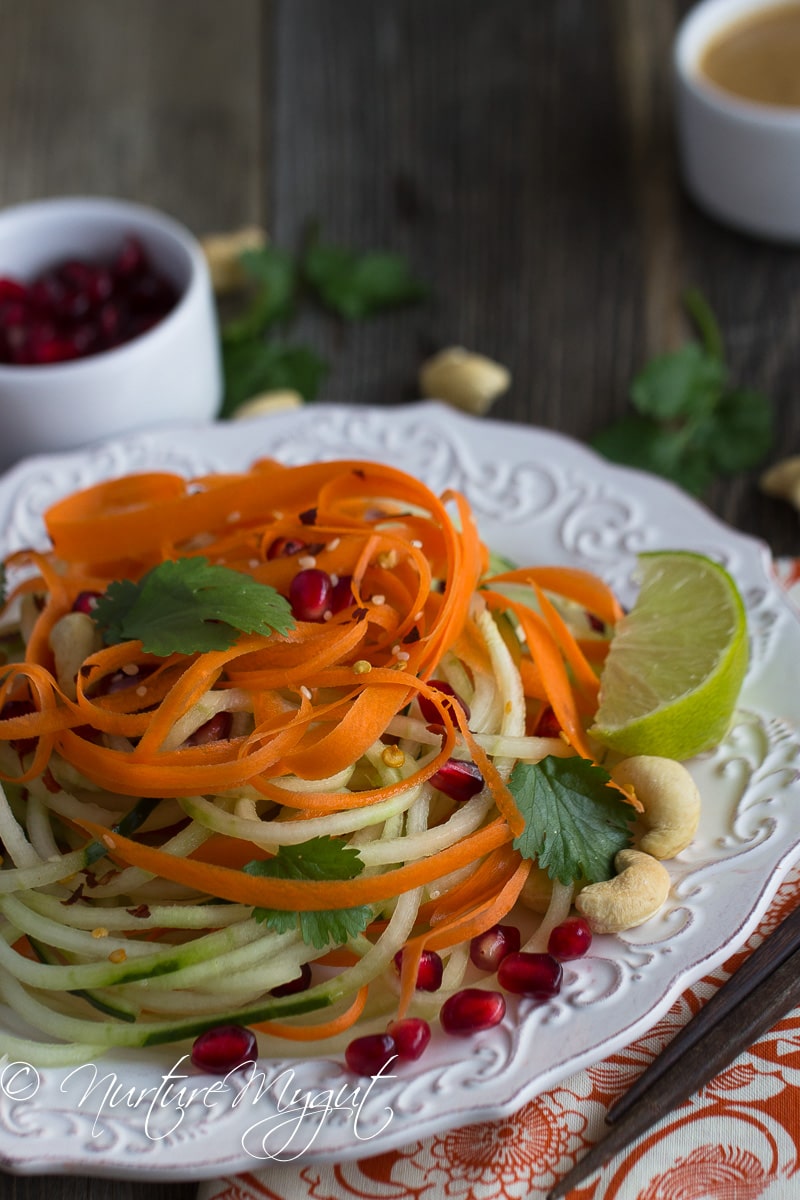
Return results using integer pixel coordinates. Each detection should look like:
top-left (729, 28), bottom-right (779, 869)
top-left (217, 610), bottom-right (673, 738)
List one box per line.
top-left (0, 457), bottom-right (623, 1066)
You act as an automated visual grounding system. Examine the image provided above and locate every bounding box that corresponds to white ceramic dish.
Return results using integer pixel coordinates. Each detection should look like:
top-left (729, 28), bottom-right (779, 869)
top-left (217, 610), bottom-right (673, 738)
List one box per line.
top-left (674, 0), bottom-right (800, 243)
top-left (0, 196), bottom-right (222, 468)
top-left (0, 402), bottom-right (798, 1181)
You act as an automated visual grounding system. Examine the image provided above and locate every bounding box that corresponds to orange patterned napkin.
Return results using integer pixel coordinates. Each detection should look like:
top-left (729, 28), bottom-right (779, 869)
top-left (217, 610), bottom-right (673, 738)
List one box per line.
top-left (198, 563), bottom-right (800, 1200)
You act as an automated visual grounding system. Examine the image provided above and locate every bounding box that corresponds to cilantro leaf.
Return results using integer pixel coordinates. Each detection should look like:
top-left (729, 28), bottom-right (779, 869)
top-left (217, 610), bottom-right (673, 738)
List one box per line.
top-left (630, 343), bottom-right (725, 422)
top-left (253, 904), bottom-right (373, 950)
top-left (221, 247), bottom-right (297, 346)
top-left (221, 340), bottom-right (328, 417)
top-left (243, 837), bottom-right (364, 883)
top-left (244, 837), bottom-right (370, 949)
top-left (303, 238), bottom-right (428, 320)
top-left (592, 290), bottom-right (772, 496)
top-left (509, 756), bottom-right (635, 885)
top-left (705, 389), bottom-right (773, 473)
top-left (93, 557), bottom-right (294, 656)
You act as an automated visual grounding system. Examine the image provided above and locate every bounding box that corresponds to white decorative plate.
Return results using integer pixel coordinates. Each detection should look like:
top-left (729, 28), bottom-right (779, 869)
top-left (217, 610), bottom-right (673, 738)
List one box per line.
top-left (0, 402), bottom-right (798, 1182)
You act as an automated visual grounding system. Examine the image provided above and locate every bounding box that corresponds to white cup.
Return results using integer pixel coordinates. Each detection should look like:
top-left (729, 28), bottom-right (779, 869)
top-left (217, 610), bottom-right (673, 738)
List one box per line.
top-left (0, 196), bottom-right (222, 468)
top-left (674, 0), bottom-right (800, 242)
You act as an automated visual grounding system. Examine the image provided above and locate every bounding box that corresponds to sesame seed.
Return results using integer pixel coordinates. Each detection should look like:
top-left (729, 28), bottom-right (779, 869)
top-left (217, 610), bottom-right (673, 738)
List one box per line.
top-left (397, 651), bottom-right (410, 662)
top-left (414, 611), bottom-right (424, 621)
top-left (353, 660), bottom-right (372, 674)
top-left (91, 927), bottom-right (109, 939)
top-left (249, 559), bottom-right (261, 569)
top-left (391, 644), bottom-right (401, 656)
top-left (135, 686), bottom-right (148, 697)
top-left (272, 510), bottom-right (284, 520)
top-left (323, 610), bottom-right (333, 621)
top-left (326, 538), bottom-right (340, 552)
top-left (330, 573), bottom-right (339, 586)
top-left (371, 594), bottom-right (386, 606)
top-left (121, 663), bottom-right (139, 676)
top-left (300, 685), bottom-right (313, 700)
top-left (108, 948), bottom-right (127, 964)
top-left (410, 539), bottom-right (423, 549)
top-left (298, 555), bottom-right (317, 569)
top-left (227, 511), bottom-right (242, 524)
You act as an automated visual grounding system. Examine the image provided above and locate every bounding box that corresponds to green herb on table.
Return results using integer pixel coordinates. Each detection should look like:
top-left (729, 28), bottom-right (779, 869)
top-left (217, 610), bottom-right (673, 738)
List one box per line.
top-left (509, 755), bottom-right (635, 886)
top-left (93, 557), bottom-right (294, 656)
top-left (592, 289), bottom-right (773, 496)
top-left (244, 837), bottom-right (373, 949)
top-left (218, 231), bottom-right (428, 418)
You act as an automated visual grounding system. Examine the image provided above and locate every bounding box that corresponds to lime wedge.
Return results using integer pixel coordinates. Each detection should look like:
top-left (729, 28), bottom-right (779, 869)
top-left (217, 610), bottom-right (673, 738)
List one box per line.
top-left (590, 550), bottom-right (748, 760)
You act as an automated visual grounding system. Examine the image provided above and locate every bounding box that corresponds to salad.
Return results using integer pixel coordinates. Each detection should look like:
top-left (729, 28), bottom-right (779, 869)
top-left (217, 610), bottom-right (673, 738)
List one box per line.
top-left (0, 456), bottom-right (696, 1072)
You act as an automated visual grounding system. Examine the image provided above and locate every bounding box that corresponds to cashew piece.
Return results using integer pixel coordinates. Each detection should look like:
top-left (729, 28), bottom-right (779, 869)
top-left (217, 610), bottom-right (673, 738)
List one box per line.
top-left (575, 849), bottom-right (670, 933)
top-left (232, 389), bottom-right (304, 420)
top-left (419, 346), bottom-right (511, 415)
top-left (200, 226), bottom-right (268, 293)
top-left (760, 456), bottom-right (800, 510)
top-left (612, 755), bottom-right (701, 860)
top-left (49, 612), bottom-right (103, 701)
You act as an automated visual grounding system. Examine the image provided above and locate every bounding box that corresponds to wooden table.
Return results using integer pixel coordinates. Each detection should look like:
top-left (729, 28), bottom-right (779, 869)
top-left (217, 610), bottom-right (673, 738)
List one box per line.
top-left (0, 1), bottom-right (798, 1197)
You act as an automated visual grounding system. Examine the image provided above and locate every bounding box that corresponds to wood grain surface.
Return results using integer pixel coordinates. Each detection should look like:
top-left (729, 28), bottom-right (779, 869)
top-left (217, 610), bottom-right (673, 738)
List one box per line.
top-left (0, 1), bottom-right (799, 1197)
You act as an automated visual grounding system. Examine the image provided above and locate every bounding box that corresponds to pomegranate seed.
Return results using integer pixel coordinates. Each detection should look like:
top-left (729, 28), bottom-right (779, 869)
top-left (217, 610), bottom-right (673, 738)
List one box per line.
top-left (72, 590), bottom-right (102, 614)
top-left (0, 278), bottom-right (27, 303)
top-left (345, 1033), bottom-right (397, 1075)
top-left (429, 758), bottom-right (484, 803)
top-left (586, 610), bottom-right (606, 633)
top-left (440, 988), bottom-right (506, 1035)
top-left (289, 568), bottom-right (333, 621)
top-left (270, 962), bottom-right (312, 997)
top-left (469, 923), bottom-right (521, 972)
top-left (186, 711), bottom-right (232, 746)
top-left (548, 917), bottom-right (593, 960)
top-left (266, 536), bottom-right (307, 560)
top-left (498, 952), bottom-right (563, 999)
top-left (329, 573), bottom-right (355, 613)
top-left (114, 235), bottom-right (147, 277)
top-left (386, 1017), bottom-right (431, 1060)
top-left (418, 680), bottom-right (471, 725)
top-left (0, 238), bottom-right (179, 367)
top-left (191, 1024), bottom-right (257, 1073)
top-left (535, 705), bottom-right (562, 738)
top-left (394, 948), bottom-right (443, 992)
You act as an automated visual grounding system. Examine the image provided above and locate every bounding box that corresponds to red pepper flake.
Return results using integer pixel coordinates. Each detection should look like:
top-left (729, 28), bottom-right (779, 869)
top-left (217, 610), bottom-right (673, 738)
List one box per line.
top-left (299, 507), bottom-right (318, 526)
top-left (351, 607), bottom-right (369, 623)
top-left (126, 903), bottom-right (151, 919)
top-left (42, 769), bottom-right (61, 794)
top-left (61, 883), bottom-right (86, 906)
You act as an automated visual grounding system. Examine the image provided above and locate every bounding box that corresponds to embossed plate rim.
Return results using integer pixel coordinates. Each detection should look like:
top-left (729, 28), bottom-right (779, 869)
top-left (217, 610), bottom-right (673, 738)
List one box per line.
top-left (0, 401), bottom-right (798, 1180)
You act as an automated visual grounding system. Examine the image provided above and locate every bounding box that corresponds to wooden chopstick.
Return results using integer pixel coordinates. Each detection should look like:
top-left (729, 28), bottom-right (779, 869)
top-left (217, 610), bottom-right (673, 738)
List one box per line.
top-left (545, 901), bottom-right (800, 1200)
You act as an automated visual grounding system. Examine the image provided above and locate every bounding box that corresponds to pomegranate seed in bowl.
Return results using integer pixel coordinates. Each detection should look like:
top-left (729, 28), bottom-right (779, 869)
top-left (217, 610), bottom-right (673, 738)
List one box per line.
top-left (0, 236), bottom-right (179, 367)
top-left (440, 988), bottom-right (506, 1035)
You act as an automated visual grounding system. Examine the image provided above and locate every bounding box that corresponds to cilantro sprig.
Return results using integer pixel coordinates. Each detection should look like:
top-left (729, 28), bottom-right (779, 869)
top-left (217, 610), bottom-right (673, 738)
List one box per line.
top-left (244, 837), bottom-right (372, 950)
top-left (92, 557), bottom-right (294, 656)
top-left (592, 289), bottom-right (773, 496)
top-left (219, 228), bottom-right (427, 418)
top-left (509, 756), bottom-right (635, 885)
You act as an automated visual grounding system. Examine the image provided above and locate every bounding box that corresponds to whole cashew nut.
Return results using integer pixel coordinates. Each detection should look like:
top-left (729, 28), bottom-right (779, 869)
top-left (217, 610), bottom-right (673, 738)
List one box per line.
top-left (574, 849), bottom-right (670, 934)
top-left (612, 755), bottom-right (701, 859)
top-left (419, 346), bottom-right (511, 415)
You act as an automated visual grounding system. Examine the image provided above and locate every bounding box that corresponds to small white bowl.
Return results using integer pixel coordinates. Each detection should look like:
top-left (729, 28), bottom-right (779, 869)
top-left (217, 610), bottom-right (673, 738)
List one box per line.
top-left (0, 196), bottom-right (222, 468)
top-left (674, 0), bottom-right (800, 242)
